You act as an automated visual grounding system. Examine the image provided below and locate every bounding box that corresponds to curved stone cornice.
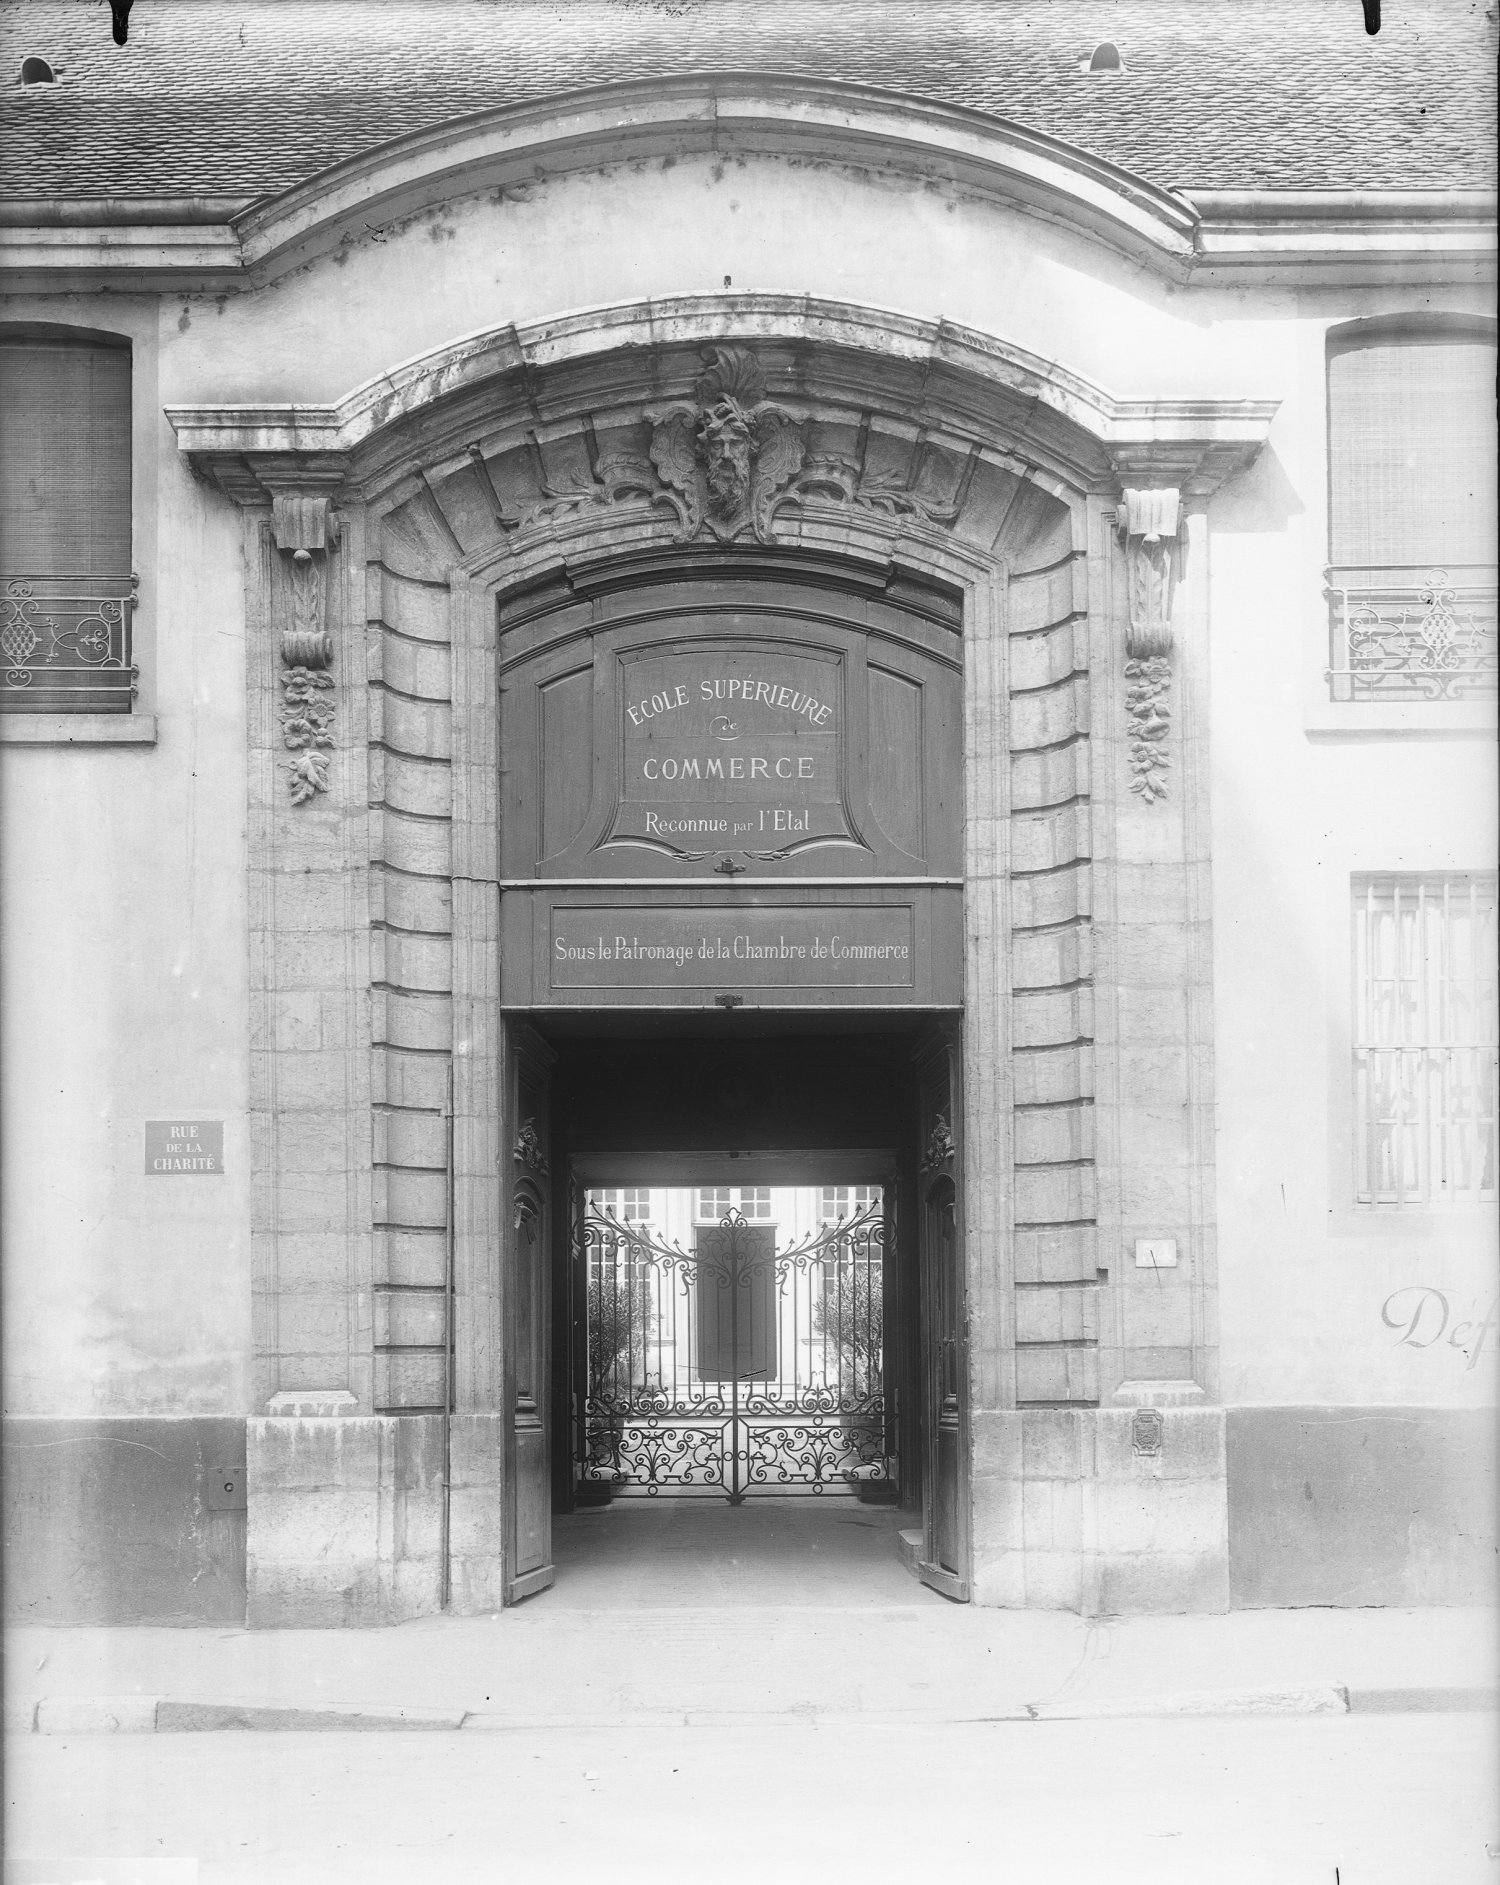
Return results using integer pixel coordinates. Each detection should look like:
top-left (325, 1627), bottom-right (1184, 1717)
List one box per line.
top-left (230, 74), bottom-right (1200, 280)
top-left (167, 292), bottom-right (1278, 503)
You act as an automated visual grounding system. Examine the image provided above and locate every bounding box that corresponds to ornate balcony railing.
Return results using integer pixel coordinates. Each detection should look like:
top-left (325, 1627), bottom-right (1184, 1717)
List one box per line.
top-left (1326, 565), bottom-right (1498, 704)
top-left (1, 573), bottom-right (138, 714)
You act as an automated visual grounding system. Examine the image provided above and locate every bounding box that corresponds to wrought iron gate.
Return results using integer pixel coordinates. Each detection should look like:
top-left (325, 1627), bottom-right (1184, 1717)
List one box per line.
top-left (580, 1202), bottom-right (892, 1501)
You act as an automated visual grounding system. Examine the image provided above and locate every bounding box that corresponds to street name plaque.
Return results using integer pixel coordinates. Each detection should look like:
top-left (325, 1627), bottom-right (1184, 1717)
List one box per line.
top-left (551, 906), bottom-right (915, 990)
top-left (144, 1120), bottom-right (224, 1174)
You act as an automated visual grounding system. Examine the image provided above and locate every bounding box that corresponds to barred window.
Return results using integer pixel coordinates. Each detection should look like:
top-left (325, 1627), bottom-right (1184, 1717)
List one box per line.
top-left (1, 331), bottom-right (136, 715)
top-left (1325, 319), bottom-right (1497, 703)
top-left (696, 1186), bottom-right (772, 1222)
top-left (1353, 875), bottom-right (1498, 1206)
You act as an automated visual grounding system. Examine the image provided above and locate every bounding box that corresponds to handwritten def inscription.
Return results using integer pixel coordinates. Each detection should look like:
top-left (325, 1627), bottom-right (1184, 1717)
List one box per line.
top-left (609, 651), bottom-right (853, 857)
top-left (551, 907), bottom-right (914, 989)
top-left (1382, 1286), bottom-right (1496, 1370)
top-left (144, 1120), bottom-right (224, 1175)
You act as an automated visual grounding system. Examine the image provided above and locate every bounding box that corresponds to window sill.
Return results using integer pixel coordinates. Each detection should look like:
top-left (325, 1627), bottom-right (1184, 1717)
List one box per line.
top-left (0, 713), bottom-right (157, 745)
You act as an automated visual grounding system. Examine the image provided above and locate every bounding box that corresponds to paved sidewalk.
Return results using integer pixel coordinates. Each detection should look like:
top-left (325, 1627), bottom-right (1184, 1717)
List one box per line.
top-left (8, 1601), bottom-right (1495, 1732)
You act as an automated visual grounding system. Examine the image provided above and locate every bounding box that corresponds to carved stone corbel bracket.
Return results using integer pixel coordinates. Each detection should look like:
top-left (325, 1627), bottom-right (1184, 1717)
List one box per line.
top-left (1115, 486), bottom-right (1181, 804)
top-left (270, 492), bottom-right (341, 805)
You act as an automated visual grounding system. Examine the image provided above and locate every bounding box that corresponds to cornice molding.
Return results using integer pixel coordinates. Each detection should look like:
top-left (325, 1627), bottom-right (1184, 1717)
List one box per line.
top-left (167, 293), bottom-right (1278, 504)
top-left (3, 77), bottom-right (1492, 292)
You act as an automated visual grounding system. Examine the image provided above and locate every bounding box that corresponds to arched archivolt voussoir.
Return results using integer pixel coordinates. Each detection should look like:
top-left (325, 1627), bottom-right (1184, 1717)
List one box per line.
top-left (169, 295), bottom-right (1276, 573)
top-left (231, 74), bottom-right (1201, 285)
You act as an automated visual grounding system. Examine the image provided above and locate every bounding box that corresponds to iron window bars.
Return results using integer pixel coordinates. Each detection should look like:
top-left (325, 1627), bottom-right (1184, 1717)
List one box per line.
top-left (1353, 874), bottom-right (1499, 1206)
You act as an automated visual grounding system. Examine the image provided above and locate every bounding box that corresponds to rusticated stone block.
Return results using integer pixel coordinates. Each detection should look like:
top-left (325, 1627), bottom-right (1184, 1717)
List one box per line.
top-left (1011, 924), bottom-right (1092, 990)
top-left (372, 806), bottom-right (452, 878)
top-left (1010, 740), bottom-right (1088, 811)
top-left (369, 869), bottom-right (452, 935)
top-left (375, 1287), bottom-right (447, 1348)
top-left (372, 928), bottom-right (452, 997)
top-left (1016, 1284), bottom-right (1099, 1346)
top-left (373, 1350), bottom-right (446, 1409)
top-left (373, 1106), bottom-right (447, 1170)
top-left (1008, 681), bottom-right (1089, 751)
top-left (1015, 1344), bottom-right (1099, 1404)
top-left (1014, 1163), bottom-right (1097, 1225)
top-left (372, 987), bottom-right (453, 1052)
top-left (1008, 621), bottom-right (1085, 693)
top-left (1013, 1103), bottom-right (1094, 1167)
top-left (370, 633), bottom-right (452, 702)
top-left (1011, 800), bottom-right (1091, 873)
top-left (1011, 865), bottom-right (1090, 929)
top-left (1012, 1042), bottom-right (1093, 1106)
top-left (374, 569), bottom-right (453, 642)
top-left (372, 1166), bottom-right (448, 1229)
top-left (376, 1228), bottom-right (448, 1288)
top-left (1013, 1224), bottom-right (1098, 1283)
top-left (371, 1046), bottom-right (450, 1112)
top-left (1012, 985), bottom-right (1094, 1049)
top-left (1006, 557), bottom-right (1086, 634)
top-left (369, 687), bottom-right (453, 761)
top-left (370, 748), bottom-right (453, 820)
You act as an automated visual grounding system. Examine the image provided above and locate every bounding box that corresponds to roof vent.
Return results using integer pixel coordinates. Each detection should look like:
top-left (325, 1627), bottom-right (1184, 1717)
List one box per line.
top-left (20, 56), bottom-right (56, 84)
top-left (1083, 42), bottom-right (1124, 73)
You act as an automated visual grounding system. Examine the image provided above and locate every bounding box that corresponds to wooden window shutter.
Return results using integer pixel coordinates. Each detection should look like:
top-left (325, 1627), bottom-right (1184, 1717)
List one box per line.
top-left (0, 338), bottom-right (132, 575)
top-left (1328, 330), bottom-right (1497, 569)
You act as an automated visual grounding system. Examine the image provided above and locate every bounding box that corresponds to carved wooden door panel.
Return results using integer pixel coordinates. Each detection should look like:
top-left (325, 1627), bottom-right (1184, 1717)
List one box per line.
top-left (503, 1023), bottom-right (557, 1603)
top-left (914, 1025), bottom-right (970, 1599)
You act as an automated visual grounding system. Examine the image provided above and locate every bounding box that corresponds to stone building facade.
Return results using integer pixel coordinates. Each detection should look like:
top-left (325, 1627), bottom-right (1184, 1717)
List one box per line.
top-left (1, 2), bottom-right (1495, 1625)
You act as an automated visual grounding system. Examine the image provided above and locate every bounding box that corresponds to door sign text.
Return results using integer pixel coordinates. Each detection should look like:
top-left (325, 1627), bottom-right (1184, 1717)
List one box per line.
top-left (551, 906), bottom-right (914, 989)
top-left (609, 651), bottom-right (855, 858)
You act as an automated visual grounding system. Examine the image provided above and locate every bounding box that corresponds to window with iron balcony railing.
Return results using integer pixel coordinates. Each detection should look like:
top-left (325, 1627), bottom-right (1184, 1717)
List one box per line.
top-left (1325, 319), bottom-right (1497, 706)
top-left (0, 334), bottom-right (137, 716)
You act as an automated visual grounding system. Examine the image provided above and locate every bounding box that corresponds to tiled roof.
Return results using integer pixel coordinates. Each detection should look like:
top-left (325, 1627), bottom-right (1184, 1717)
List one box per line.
top-left (0, 0), bottom-right (1495, 203)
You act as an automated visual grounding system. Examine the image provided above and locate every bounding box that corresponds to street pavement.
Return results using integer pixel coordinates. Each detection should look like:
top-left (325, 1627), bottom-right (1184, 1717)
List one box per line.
top-left (4, 1505), bottom-right (1496, 1882)
top-left (6, 1711), bottom-right (1498, 1884)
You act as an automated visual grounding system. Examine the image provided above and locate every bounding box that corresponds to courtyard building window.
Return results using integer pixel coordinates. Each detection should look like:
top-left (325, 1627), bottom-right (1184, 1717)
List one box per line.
top-left (0, 332), bottom-right (135, 715)
top-left (819, 1184), bottom-right (881, 1223)
top-left (1325, 319), bottom-right (1497, 704)
top-left (696, 1186), bottom-right (772, 1222)
top-left (593, 1187), bottom-right (653, 1222)
top-left (1353, 874), bottom-right (1499, 1206)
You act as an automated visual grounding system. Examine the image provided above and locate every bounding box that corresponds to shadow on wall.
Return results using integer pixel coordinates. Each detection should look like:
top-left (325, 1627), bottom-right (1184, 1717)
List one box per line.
top-left (1207, 444), bottom-right (1306, 536)
top-left (1227, 1406), bottom-right (1497, 1607)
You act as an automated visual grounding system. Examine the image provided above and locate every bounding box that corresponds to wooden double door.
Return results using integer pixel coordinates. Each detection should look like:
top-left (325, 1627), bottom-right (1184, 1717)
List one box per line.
top-left (498, 1023), bottom-right (969, 1603)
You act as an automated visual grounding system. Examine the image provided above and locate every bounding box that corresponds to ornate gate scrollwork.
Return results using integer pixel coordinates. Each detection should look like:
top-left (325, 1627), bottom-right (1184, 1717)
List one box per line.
top-left (581, 1203), bottom-right (892, 1503)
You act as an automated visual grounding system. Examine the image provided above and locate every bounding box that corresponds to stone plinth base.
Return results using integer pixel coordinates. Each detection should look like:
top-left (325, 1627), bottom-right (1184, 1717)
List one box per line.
top-left (971, 1403), bottom-right (1230, 1614)
top-left (247, 1414), bottom-right (445, 1627)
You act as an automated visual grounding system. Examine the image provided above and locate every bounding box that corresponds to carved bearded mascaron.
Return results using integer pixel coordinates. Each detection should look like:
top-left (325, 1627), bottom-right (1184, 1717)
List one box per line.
top-left (650, 347), bottom-right (805, 544)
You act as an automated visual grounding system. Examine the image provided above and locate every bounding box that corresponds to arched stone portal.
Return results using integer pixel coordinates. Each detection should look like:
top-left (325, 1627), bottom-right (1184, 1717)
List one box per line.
top-left (172, 294), bottom-right (1271, 1621)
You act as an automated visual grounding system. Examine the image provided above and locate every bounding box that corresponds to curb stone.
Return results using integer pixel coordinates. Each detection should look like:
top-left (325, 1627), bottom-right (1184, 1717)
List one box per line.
top-left (17, 1684), bottom-right (1497, 1733)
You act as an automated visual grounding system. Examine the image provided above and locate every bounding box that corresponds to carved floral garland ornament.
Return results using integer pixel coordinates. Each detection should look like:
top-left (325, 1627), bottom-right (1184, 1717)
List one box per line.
top-left (271, 494), bottom-right (338, 805)
top-left (1116, 486), bottom-right (1181, 804)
